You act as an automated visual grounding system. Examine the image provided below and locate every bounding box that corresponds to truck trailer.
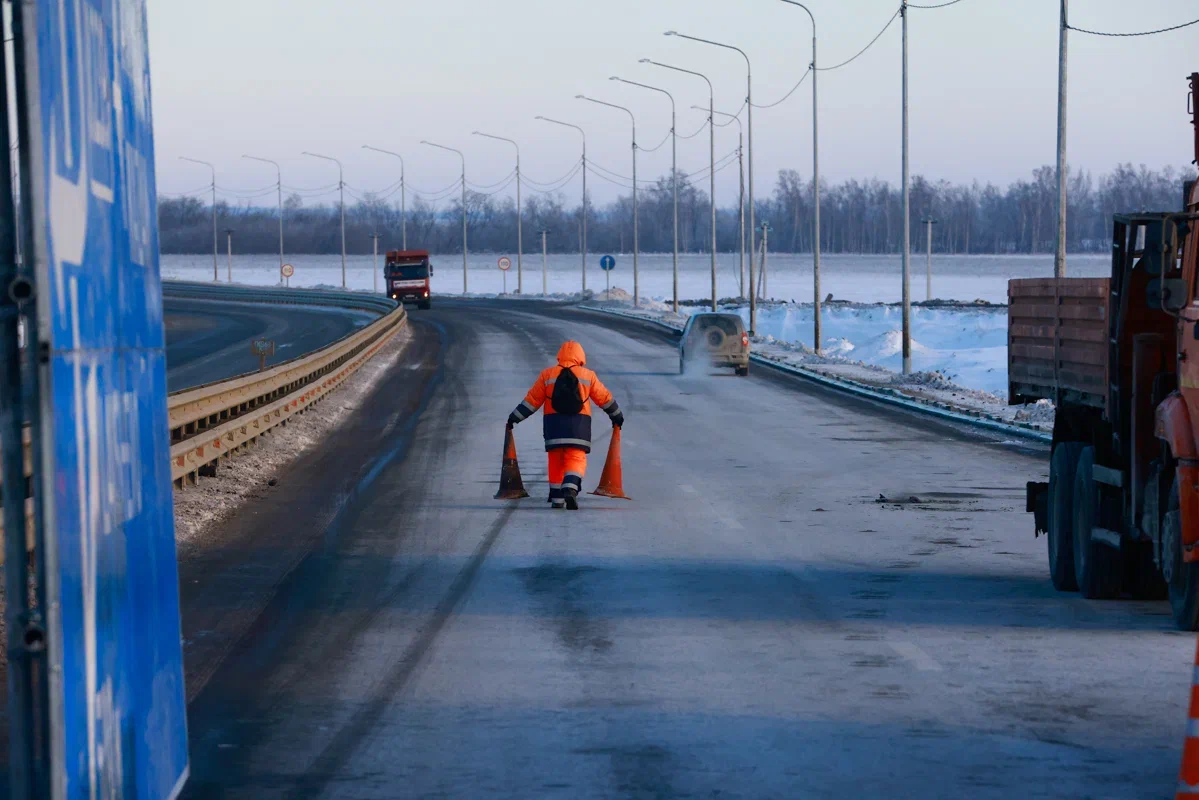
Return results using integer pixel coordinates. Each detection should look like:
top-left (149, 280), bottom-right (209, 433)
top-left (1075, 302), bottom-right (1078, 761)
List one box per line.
top-left (1017, 73), bottom-right (1199, 628)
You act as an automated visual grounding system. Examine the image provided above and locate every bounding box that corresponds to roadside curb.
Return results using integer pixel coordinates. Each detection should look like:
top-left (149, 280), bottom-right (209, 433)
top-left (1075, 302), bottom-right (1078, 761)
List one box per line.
top-left (579, 303), bottom-right (1052, 445)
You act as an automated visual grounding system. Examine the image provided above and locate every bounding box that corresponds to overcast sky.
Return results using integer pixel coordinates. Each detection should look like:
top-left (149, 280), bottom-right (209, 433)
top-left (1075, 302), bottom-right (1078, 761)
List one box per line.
top-left (148, 0), bottom-right (1197, 207)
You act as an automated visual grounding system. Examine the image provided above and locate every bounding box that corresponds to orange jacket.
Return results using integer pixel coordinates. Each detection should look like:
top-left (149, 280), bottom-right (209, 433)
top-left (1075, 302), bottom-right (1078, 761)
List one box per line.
top-left (510, 341), bottom-right (620, 452)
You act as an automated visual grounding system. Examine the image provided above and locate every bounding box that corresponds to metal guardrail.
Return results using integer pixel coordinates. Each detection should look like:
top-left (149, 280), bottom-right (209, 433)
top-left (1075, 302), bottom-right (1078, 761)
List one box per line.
top-left (169, 303), bottom-right (406, 485)
top-left (1, 284), bottom-right (407, 554)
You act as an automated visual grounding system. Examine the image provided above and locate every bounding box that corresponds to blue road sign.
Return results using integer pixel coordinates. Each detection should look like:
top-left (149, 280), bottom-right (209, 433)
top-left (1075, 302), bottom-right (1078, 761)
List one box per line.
top-left (25, 1), bottom-right (189, 796)
top-left (600, 255), bottom-right (616, 271)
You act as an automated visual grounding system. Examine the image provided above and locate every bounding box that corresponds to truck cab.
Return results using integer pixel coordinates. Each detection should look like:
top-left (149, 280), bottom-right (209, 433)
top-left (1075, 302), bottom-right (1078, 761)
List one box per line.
top-left (385, 249), bottom-right (433, 309)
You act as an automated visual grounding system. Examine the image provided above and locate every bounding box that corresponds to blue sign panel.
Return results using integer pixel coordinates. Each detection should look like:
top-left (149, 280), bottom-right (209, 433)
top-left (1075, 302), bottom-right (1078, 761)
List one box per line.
top-left (24, 1), bottom-right (189, 797)
top-left (600, 255), bottom-right (616, 271)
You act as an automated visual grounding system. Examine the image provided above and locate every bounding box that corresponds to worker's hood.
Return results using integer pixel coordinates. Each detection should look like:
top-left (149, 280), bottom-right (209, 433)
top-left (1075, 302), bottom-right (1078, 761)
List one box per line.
top-left (557, 340), bottom-right (586, 368)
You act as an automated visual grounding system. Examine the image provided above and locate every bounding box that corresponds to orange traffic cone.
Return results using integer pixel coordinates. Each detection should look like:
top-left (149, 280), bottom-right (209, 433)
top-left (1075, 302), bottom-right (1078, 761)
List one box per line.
top-left (494, 425), bottom-right (530, 500)
top-left (1177, 636), bottom-right (1199, 798)
top-left (590, 426), bottom-right (630, 500)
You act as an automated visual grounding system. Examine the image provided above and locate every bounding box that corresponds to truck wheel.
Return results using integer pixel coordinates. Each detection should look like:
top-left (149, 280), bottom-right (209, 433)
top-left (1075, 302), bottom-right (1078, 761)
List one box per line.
top-left (1166, 477), bottom-right (1199, 630)
top-left (1072, 447), bottom-right (1122, 599)
top-left (1047, 442), bottom-right (1083, 591)
top-left (735, 366), bottom-right (749, 377)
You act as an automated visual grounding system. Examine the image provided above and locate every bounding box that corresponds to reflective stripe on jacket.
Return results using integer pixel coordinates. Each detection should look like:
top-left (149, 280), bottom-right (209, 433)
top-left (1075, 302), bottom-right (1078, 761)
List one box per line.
top-left (509, 340), bottom-right (620, 452)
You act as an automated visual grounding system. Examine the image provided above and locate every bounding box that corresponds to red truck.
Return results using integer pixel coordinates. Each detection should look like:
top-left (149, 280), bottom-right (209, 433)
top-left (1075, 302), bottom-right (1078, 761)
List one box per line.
top-left (1016, 73), bottom-right (1199, 628)
top-left (385, 249), bottom-right (434, 309)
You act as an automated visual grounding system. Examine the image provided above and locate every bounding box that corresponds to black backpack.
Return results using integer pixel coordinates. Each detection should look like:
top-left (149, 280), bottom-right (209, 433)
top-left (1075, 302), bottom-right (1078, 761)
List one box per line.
top-left (551, 367), bottom-right (585, 414)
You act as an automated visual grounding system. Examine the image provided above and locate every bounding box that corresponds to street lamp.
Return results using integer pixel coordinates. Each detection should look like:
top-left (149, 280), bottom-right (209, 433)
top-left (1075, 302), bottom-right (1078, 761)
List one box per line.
top-left (421, 140), bottom-right (468, 293)
top-left (242, 155), bottom-right (284, 278)
top-left (179, 156), bottom-right (217, 281)
top-left (701, 106), bottom-right (745, 299)
top-left (473, 131), bottom-right (523, 294)
top-left (301, 151), bottom-right (346, 288)
top-left (641, 59), bottom-right (719, 313)
top-left (577, 94), bottom-right (639, 307)
top-left (775, 1), bottom-right (823, 353)
top-left (612, 76), bottom-right (680, 314)
top-left (535, 116), bottom-right (587, 293)
top-left (362, 145), bottom-right (407, 250)
top-left (223, 228), bottom-right (234, 283)
top-left (665, 30), bottom-right (756, 332)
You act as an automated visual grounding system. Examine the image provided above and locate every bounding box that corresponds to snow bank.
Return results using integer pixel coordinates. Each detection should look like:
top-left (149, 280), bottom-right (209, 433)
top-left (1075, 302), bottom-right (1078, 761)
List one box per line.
top-left (693, 301), bottom-right (1010, 396)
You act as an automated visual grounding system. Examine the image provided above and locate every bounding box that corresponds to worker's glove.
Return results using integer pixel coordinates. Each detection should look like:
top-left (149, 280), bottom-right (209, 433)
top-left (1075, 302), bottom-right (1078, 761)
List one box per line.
top-left (610, 410), bottom-right (625, 429)
top-left (507, 411), bottom-right (522, 427)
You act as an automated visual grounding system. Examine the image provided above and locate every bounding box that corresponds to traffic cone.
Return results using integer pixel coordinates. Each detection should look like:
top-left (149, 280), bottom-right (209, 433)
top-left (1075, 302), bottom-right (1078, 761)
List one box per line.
top-left (494, 425), bottom-right (530, 500)
top-left (590, 426), bottom-right (630, 500)
top-left (1177, 636), bottom-right (1199, 798)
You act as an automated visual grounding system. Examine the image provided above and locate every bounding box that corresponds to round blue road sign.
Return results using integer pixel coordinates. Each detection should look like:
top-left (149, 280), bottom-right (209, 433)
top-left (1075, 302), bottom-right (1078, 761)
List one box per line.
top-left (600, 255), bottom-right (616, 271)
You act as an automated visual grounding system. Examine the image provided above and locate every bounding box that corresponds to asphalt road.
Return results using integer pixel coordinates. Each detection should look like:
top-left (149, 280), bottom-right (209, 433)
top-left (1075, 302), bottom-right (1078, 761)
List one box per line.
top-left (179, 300), bottom-right (1192, 799)
top-left (163, 297), bottom-right (375, 391)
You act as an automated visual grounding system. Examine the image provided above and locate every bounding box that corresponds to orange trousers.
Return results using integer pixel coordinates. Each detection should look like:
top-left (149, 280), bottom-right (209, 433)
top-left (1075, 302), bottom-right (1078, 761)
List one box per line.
top-left (548, 447), bottom-right (587, 503)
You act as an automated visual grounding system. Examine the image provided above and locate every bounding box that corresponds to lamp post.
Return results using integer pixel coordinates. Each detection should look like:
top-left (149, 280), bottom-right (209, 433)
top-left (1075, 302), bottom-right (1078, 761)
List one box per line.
top-left (179, 156), bottom-right (217, 281)
top-left (242, 155), bottom-right (284, 277)
top-left (901, 0), bottom-right (911, 374)
top-left (612, 76), bottom-right (679, 314)
top-left (922, 217), bottom-right (938, 301)
top-left (421, 141), bottom-right (468, 293)
top-left (536, 117), bottom-right (587, 292)
top-left (1054, 0), bottom-right (1068, 279)
top-left (301, 151), bottom-right (346, 288)
top-left (642, 59), bottom-right (719, 312)
top-left (577, 95), bottom-right (639, 307)
top-left (473, 132), bottom-right (522, 293)
top-left (362, 145), bottom-right (406, 250)
top-left (775, 1), bottom-right (822, 352)
top-left (539, 229), bottom-right (550, 295)
top-left (666, 31), bottom-right (755, 331)
top-left (369, 232), bottom-right (381, 294)
top-left (705, 107), bottom-right (745, 298)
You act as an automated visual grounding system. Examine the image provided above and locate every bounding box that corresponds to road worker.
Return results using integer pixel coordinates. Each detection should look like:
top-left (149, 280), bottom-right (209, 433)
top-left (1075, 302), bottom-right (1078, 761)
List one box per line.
top-left (507, 340), bottom-right (624, 509)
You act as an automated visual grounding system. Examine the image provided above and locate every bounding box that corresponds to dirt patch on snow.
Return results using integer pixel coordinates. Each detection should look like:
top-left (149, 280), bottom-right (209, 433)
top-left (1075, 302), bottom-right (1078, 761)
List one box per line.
top-left (172, 325), bottom-right (412, 546)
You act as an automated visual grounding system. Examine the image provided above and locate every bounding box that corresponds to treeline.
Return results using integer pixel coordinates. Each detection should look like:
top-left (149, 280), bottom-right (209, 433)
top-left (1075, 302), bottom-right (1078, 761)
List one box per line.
top-left (158, 162), bottom-right (1194, 256)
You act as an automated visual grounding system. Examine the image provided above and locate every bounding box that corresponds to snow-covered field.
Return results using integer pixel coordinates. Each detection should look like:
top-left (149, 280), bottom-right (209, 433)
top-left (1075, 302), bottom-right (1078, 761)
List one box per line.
top-left (162, 251), bottom-right (1110, 305)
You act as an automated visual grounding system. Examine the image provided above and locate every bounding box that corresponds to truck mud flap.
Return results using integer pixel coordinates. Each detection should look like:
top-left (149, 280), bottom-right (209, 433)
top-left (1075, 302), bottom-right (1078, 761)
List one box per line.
top-left (1027, 480), bottom-right (1048, 535)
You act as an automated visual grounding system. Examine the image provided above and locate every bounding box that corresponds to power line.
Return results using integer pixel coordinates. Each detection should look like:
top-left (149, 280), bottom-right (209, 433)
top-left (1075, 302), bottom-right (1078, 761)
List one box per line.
top-left (908, 0), bottom-right (967, 8)
top-left (407, 177), bottom-right (465, 195)
top-left (676, 119), bottom-right (710, 140)
top-left (639, 128), bottom-right (674, 153)
top-left (751, 67), bottom-right (811, 109)
top-left (159, 185), bottom-right (212, 197)
top-left (471, 172), bottom-right (520, 196)
top-left (817, 7), bottom-right (901, 71)
top-left (466, 169), bottom-right (517, 190)
top-left (525, 163), bottom-right (584, 194)
top-left (525, 159), bottom-right (583, 187)
top-left (1067, 16), bottom-right (1199, 37)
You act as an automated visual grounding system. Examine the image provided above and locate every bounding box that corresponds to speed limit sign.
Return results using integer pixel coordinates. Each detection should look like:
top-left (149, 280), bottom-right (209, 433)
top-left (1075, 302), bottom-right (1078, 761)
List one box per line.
top-left (281, 263), bottom-right (295, 279)
top-left (497, 256), bottom-right (512, 271)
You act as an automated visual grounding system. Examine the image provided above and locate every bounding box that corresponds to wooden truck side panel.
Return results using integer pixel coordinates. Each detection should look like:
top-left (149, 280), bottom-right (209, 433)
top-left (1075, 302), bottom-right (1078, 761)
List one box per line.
top-left (1008, 277), bottom-right (1109, 410)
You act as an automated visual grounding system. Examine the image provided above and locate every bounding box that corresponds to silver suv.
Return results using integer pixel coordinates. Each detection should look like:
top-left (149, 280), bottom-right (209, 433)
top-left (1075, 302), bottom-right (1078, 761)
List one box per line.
top-left (678, 312), bottom-right (750, 376)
